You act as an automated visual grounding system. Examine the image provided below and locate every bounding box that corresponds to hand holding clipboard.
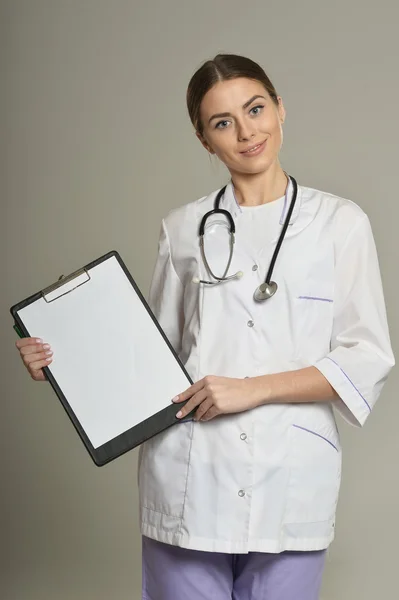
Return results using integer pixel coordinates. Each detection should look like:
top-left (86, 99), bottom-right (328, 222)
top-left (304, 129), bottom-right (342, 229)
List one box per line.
top-left (15, 329), bottom-right (53, 382)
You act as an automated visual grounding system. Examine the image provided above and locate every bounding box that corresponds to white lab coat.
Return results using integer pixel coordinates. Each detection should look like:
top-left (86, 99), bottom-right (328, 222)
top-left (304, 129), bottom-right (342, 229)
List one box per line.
top-left (138, 179), bottom-right (394, 553)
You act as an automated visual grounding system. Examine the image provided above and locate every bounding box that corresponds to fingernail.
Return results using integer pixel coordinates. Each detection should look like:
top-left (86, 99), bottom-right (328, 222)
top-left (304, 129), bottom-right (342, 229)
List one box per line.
top-left (36, 338), bottom-right (43, 343)
top-left (45, 351), bottom-right (53, 356)
top-left (43, 344), bottom-right (50, 350)
top-left (172, 396), bottom-right (179, 403)
top-left (176, 411), bottom-right (182, 418)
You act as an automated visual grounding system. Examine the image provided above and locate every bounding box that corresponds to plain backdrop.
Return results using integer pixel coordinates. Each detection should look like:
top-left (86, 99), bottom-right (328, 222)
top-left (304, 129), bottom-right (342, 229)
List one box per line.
top-left (2, 1), bottom-right (398, 599)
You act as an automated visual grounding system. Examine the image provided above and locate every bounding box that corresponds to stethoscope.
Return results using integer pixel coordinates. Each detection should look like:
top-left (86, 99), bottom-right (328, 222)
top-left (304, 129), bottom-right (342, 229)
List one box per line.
top-left (193, 175), bottom-right (298, 302)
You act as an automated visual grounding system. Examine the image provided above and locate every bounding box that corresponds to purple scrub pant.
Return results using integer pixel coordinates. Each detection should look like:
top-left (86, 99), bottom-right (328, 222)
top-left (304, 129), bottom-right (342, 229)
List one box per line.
top-left (142, 536), bottom-right (326, 600)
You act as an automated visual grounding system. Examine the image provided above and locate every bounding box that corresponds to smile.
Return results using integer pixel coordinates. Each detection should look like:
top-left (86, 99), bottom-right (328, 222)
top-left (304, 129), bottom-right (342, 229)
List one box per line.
top-left (240, 140), bottom-right (267, 156)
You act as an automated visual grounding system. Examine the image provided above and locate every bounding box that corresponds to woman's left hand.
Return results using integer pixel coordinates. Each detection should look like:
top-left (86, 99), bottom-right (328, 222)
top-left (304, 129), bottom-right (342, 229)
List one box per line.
top-left (173, 375), bottom-right (260, 422)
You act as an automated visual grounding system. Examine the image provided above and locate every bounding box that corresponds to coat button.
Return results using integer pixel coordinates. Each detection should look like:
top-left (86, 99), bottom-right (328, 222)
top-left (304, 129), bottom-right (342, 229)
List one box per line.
top-left (240, 433), bottom-right (247, 441)
top-left (252, 265), bottom-right (258, 271)
top-left (247, 320), bottom-right (254, 328)
top-left (238, 489), bottom-right (246, 497)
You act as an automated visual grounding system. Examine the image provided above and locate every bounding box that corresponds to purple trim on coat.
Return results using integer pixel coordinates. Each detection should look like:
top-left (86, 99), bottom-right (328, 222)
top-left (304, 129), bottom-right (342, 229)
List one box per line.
top-left (292, 424), bottom-right (338, 452)
top-left (325, 356), bottom-right (371, 412)
top-left (297, 295), bottom-right (333, 303)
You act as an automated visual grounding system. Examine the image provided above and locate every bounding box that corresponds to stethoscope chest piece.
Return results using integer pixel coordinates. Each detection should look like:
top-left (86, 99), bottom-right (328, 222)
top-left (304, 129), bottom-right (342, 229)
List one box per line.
top-left (253, 281), bottom-right (278, 302)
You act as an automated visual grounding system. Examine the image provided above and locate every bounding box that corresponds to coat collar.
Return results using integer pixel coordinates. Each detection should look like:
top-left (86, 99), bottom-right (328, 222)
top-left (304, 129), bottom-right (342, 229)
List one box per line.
top-left (219, 177), bottom-right (302, 227)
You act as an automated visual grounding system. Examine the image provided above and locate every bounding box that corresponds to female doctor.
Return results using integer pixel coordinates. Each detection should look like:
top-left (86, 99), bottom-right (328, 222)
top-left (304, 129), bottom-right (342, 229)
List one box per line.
top-left (16, 54), bottom-right (394, 600)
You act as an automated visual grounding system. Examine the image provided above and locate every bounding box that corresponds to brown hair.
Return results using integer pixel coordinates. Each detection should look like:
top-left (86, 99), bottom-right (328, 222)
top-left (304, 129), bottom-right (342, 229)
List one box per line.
top-left (186, 54), bottom-right (279, 136)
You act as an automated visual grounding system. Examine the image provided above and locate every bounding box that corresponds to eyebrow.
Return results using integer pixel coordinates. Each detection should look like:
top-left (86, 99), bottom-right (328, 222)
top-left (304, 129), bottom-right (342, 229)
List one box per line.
top-left (208, 95), bottom-right (267, 124)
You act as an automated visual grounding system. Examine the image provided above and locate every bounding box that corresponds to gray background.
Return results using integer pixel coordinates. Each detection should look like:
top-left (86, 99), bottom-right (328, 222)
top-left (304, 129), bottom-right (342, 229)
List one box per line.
top-left (2, 1), bottom-right (398, 598)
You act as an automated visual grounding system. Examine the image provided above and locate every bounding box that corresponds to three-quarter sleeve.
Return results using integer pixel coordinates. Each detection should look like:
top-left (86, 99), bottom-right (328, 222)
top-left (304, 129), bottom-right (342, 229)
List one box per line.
top-left (314, 214), bottom-right (395, 426)
top-left (147, 219), bottom-right (185, 355)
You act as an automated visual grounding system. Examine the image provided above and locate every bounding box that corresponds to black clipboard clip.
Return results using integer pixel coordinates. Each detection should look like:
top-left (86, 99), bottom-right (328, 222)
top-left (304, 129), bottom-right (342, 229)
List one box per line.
top-left (41, 268), bottom-right (91, 303)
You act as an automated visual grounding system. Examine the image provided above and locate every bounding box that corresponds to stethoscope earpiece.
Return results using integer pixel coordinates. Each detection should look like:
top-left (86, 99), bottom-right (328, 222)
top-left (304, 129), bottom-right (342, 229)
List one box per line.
top-left (193, 270), bottom-right (243, 286)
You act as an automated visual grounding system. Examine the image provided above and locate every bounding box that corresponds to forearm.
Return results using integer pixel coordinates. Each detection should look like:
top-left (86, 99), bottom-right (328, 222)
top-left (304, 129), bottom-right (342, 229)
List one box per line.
top-left (249, 366), bottom-right (338, 407)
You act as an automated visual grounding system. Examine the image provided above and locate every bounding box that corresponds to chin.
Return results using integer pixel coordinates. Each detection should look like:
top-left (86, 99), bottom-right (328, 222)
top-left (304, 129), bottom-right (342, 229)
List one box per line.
top-left (233, 157), bottom-right (275, 176)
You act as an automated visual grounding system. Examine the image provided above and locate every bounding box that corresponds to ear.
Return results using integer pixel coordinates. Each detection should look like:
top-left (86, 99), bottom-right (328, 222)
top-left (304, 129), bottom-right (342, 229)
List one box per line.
top-left (276, 96), bottom-right (286, 124)
top-left (196, 131), bottom-right (216, 155)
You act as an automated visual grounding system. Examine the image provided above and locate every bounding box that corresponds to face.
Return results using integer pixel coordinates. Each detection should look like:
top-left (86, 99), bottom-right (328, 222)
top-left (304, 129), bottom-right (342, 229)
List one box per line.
top-left (197, 77), bottom-right (285, 177)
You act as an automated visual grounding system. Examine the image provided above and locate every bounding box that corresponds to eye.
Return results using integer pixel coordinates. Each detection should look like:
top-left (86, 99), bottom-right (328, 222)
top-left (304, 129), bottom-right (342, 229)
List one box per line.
top-left (249, 105), bottom-right (264, 116)
top-left (215, 119), bottom-right (230, 130)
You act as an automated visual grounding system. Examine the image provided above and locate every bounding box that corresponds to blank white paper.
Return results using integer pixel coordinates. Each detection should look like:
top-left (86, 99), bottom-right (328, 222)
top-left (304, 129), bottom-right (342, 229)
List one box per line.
top-left (18, 256), bottom-right (190, 448)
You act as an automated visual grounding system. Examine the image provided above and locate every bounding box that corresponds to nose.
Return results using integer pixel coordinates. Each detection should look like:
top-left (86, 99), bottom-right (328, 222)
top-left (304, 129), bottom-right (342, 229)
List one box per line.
top-left (236, 118), bottom-right (256, 142)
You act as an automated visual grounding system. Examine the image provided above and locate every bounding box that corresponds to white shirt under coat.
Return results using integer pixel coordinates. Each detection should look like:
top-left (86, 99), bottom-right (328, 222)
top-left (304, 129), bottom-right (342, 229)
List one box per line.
top-left (137, 179), bottom-right (395, 553)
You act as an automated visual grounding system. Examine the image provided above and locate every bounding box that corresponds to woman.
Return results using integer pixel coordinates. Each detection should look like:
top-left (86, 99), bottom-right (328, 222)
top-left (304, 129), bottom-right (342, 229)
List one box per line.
top-left (16, 55), bottom-right (394, 600)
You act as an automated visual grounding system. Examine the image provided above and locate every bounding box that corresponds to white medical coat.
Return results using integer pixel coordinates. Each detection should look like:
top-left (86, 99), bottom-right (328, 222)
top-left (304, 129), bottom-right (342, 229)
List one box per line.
top-left (138, 179), bottom-right (394, 553)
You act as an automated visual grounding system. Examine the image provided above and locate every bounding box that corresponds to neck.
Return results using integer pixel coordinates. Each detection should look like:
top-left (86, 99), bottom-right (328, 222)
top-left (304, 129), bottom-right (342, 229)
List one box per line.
top-left (230, 163), bottom-right (288, 207)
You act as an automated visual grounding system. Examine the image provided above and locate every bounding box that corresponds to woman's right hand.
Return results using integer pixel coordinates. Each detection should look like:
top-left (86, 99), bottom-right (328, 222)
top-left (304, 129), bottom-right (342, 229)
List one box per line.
top-left (15, 338), bottom-right (53, 381)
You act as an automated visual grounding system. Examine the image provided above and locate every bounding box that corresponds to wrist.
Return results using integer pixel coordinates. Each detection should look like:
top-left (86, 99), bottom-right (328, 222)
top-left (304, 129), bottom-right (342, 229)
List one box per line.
top-left (243, 375), bottom-right (271, 408)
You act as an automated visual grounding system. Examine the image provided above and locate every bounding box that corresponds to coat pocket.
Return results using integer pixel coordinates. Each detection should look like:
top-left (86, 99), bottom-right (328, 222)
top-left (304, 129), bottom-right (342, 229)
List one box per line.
top-left (292, 289), bottom-right (334, 362)
top-left (284, 422), bottom-right (342, 524)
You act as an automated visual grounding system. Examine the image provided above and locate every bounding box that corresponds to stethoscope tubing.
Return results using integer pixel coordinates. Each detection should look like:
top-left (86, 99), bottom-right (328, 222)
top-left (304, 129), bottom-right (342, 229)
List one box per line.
top-left (196, 175), bottom-right (298, 298)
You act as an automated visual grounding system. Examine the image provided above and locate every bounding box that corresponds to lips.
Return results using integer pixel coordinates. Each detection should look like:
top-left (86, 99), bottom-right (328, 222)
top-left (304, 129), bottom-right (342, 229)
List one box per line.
top-left (240, 140), bottom-right (266, 154)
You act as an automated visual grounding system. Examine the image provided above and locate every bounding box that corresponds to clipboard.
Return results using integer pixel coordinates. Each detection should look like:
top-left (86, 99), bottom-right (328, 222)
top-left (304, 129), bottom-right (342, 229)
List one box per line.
top-left (10, 251), bottom-right (195, 466)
